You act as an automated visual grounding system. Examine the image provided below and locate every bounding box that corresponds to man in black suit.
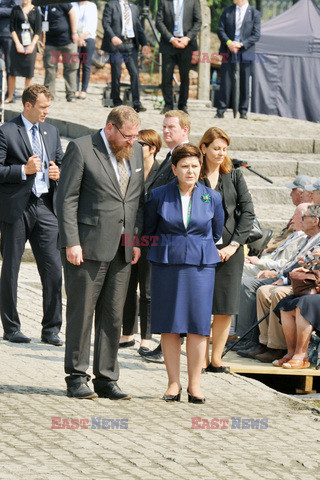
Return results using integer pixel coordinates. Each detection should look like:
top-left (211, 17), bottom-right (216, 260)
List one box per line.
top-left (0, 84), bottom-right (63, 345)
top-left (216, 0), bottom-right (260, 119)
top-left (156, 0), bottom-right (202, 114)
top-left (101, 0), bottom-right (148, 113)
top-left (56, 106), bottom-right (144, 400)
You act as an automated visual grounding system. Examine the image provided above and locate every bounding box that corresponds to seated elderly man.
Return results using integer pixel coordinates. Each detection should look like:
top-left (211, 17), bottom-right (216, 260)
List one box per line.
top-left (243, 204), bottom-right (307, 278)
top-left (255, 205), bottom-right (320, 363)
top-left (264, 174), bottom-right (311, 254)
top-left (305, 179), bottom-right (320, 205)
top-left (236, 203), bottom-right (309, 353)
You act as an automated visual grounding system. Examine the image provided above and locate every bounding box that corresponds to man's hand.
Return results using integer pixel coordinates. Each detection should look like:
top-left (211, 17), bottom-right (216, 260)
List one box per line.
top-left (227, 41), bottom-right (240, 54)
top-left (131, 247), bottom-right (141, 265)
top-left (66, 245), bottom-right (83, 265)
top-left (257, 270), bottom-right (278, 279)
top-left (48, 161), bottom-right (60, 181)
top-left (112, 36), bottom-right (123, 46)
top-left (142, 45), bottom-right (149, 56)
top-left (245, 256), bottom-right (260, 265)
top-left (24, 155), bottom-right (41, 175)
top-left (179, 37), bottom-right (190, 48)
top-left (170, 37), bottom-right (184, 49)
top-left (272, 278), bottom-right (284, 286)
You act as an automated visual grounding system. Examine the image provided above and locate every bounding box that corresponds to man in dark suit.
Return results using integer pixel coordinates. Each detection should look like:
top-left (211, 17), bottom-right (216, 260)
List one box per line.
top-left (56, 106), bottom-right (144, 400)
top-left (156, 0), bottom-right (202, 114)
top-left (0, 84), bottom-right (63, 345)
top-left (101, 0), bottom-right (148, 113)
top-left (216, 0), bottom-right (260, 119)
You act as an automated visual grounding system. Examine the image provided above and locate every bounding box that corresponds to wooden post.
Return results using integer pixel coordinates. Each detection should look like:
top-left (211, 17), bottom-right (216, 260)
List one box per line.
top-left (197, 0), bottom-right (211, 101)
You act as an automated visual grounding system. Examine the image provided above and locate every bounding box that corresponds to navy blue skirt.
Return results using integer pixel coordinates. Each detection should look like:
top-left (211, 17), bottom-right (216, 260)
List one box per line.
top-left (150, 263), bottom-right (216, 336)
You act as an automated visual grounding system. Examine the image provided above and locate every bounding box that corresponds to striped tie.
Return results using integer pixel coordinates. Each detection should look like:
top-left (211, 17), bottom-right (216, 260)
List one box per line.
top-left (124, 0), bottom-right (131, 38)
top-left (31, 125), bottom-right (42, 160)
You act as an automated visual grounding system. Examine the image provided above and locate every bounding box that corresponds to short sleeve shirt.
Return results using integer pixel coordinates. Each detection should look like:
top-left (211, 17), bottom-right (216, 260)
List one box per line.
top-left (42, 4), bottom-right (73, 46)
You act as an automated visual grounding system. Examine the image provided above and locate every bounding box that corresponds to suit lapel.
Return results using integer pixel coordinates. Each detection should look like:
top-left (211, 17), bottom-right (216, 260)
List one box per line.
top-left (231, 4), bottom-right (236, 37)
top-left (92, 131), bottom-right (122, 197)
top-left (116, 1), bottom-right (123, 31)
top-left (241, 6), bottom-right (251, 35)
top-left (17, 115), bottom-right (33, 159)
top-left (168, 0), bottom-right (174, 24)
top-left (38, 123), bottom-right (50, 164)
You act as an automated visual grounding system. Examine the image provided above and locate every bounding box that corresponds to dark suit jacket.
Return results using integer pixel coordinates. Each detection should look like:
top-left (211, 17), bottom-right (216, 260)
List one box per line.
top-left (0, 115), bottom-right (63, 223)
top-left (156, 0), bottom-right (202, 54)
top-left (56, 131), bottom-right (145, 263)
top-left (101, 0), bottom-right (147, 53)
top-left (203, 169), bottom-right (255, 246)
top-left (218, 4), bottom-right (260, 58)
top-left (144, 179), bottom-right (224, 265)
top-left (146, 154), bottom-right (175, 196)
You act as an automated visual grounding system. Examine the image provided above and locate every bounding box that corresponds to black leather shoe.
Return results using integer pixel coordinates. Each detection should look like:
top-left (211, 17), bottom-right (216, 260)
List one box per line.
top-left (119, 339), bottom-right (135, 348)
top-left (141, 343), bottom-right (164, 363)
top-left (95, 382), bottom-right (131, 400)
top-left (134, 105), bottom-right (146, 113)
top-left (162, 386), bottom-right (182, 402)
top-left (67, 383), bottom-right (98, 399)
top-left (160, 107), bottom-right (171, 114)
top-left (178, 106), bottom-right (188, 114)
top-left (187, 388), bottom-right (205, 404)
top-left (231, 340), bottom-right (257, 352)
top-left (42, 333), bottom-right (63, 346)
top-left (138, 346), bottom-right (151, 356)
top-left (3, 331), bottom-right (31, 343)
top-left (240, 113), bottom-right (248, 119)
top-left (205, 363), bottom-right (230, 373)
top-left (214, 111), bottom-right (224, 119)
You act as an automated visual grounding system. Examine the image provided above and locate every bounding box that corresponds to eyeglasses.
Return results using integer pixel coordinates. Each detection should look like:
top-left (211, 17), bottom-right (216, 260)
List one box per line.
top-left (112, 124), bottom-right (138, 141)
top-left (302, 215), bottom-right (314, 220)
top-left (138, 141), bottom-right (151, 148)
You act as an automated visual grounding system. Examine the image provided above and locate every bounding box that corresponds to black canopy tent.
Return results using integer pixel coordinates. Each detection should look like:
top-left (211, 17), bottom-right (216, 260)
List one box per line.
top-left (252, 0), bottom-right (320, 122)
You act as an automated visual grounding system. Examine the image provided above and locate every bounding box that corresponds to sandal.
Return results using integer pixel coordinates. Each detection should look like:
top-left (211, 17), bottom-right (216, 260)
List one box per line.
top-left (282, 358), bottom-right (310, 369)
top-left (273, 354), bottom-right (293, 367)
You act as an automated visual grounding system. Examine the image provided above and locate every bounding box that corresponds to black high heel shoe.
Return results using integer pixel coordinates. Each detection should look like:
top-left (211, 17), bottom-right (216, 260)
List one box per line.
top-left (162, 386), bottom-right (182, 402)
top-left (187, 388), bottom-right (206, 404)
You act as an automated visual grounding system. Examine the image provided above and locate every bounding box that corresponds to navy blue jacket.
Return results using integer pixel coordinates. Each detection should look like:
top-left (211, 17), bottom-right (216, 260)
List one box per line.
top-left (218, 4), bottom-right (260, 57)
top-left (144, 179), bottom-right (224, 266)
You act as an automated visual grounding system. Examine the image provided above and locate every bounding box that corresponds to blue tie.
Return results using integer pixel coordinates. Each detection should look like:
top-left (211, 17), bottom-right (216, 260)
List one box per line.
top-left (31, 124), bottom-right (42, 160)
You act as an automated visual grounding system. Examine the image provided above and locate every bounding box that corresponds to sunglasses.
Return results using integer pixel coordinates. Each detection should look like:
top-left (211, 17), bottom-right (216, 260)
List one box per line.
top-left (138, 141), bottom-right (151, 147)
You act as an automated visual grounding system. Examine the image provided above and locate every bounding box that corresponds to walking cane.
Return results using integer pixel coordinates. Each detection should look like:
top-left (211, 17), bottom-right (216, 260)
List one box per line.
top-left (222, 312), bottom-right (269, 358)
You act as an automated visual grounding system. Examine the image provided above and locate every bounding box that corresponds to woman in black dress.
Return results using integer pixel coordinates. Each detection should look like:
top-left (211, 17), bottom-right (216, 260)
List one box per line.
top-left (5, 0), bottom-right (41, 103)
top-left (199, 127), bottom-right (255, 372)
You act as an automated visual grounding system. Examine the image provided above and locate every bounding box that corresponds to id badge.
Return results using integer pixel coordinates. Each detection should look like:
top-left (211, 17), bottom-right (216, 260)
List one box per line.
top-left (21, 30), bottom-right (32, 46)
top-left (22, 22), bottom-right (30, 29)
top-left (173, 22), bottom-right (179, 35)
top-left (42, 21), bottom-right (49, 32)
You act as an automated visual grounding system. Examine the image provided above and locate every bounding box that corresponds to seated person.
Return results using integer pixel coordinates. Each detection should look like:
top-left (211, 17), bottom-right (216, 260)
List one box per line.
top-left (254, 205), bottom-right (320, 363)
top-left (305, 179), bottom-right (320, 205)
top-left (264, 174), bottom-right (311, 253)
top-left (273, 248), bottom-right (320, 369)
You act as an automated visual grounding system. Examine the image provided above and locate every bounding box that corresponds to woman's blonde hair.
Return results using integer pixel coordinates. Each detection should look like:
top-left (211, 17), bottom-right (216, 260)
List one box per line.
top-left (199, 127), bottom-right (233, 176)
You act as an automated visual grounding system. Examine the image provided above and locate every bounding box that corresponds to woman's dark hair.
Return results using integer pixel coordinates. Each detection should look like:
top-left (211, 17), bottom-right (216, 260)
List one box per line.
top-left (171, 144), bottom-right (202, 167)
top-left (138, 129), bottom-right (162, 158)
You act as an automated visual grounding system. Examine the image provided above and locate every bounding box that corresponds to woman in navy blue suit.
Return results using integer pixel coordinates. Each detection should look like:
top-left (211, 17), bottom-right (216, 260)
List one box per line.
top-left (145, 144), bottom-right (224, 403)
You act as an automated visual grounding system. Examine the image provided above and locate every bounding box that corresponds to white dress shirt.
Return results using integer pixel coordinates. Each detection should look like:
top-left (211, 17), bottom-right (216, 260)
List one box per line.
top-left (119, 0), bottom-right (135, 39)
top-left (234, 2), bottom-right (249, 41)
top-left (72, 2), bottom-right (98, 39)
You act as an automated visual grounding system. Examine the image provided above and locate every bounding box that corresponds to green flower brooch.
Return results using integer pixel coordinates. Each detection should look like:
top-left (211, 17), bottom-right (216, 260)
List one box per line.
top-left (201, 194), bottom-right (211, 203)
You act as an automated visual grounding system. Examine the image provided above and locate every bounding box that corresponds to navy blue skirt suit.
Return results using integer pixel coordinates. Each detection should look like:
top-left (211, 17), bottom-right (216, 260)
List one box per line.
top-left (144, 179), bottom-right (224, 336)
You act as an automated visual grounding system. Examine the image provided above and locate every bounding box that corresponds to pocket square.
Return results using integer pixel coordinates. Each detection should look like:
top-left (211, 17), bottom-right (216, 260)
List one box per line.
top-left (135, 168), bottom-right (142, 172)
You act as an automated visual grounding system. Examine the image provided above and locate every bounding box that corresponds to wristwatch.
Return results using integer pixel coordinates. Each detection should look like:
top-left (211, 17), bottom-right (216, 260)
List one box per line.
top-left (230, 241), bottom-right (240, 248)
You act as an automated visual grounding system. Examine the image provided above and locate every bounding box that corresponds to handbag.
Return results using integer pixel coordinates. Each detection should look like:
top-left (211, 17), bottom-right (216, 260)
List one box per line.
top-left (289, 269), bottom-right (320, 297)
top-left (245, 217), bottom-right (263, 244)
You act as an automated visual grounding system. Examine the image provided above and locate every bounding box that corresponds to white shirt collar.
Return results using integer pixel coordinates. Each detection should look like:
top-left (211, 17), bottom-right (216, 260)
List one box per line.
top-left (236, 2), bottom-right (249, 14)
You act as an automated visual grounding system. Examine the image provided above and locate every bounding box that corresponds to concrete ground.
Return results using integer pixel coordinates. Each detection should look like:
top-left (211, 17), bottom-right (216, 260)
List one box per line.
top-left (0, 262), bottom-right (320, 480)
top-left (2, 78), bottom-right (320, 479)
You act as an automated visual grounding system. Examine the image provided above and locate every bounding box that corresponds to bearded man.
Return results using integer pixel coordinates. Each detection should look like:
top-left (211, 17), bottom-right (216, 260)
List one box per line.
top-left (56, 106), bottom-right (144, 399)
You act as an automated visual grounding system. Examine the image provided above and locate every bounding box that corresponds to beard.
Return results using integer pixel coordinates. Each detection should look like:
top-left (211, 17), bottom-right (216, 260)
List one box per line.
top-left (108, 138), bottom-right (133, 162)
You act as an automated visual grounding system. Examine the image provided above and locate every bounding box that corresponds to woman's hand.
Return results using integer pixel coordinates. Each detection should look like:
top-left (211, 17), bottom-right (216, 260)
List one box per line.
top-left (218, 244), bottom-right (238, 262)
top-left (16, 43), bottom-right (25, 54)
top-left (25, 43), bottom-right (35, 54)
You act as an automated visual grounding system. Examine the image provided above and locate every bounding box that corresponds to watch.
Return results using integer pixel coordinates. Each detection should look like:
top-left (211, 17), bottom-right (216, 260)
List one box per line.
top-left (230, 241), bottom-right (240, 248)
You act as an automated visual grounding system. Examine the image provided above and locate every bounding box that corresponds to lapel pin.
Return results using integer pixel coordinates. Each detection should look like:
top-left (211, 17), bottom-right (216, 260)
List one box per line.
top-left (44, 131), bottom-right (47, 135)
